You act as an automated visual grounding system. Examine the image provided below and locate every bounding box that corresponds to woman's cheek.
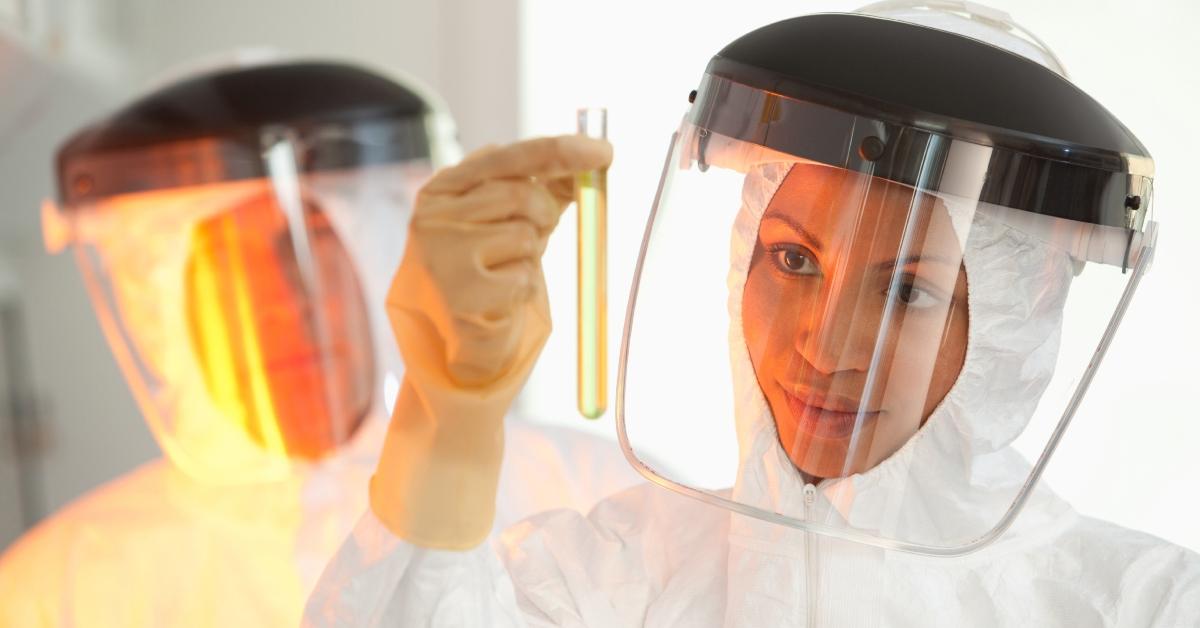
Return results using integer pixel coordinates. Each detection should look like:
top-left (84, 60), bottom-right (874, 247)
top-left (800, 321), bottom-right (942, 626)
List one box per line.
top-left (742, 266), bottom-right (770, 366)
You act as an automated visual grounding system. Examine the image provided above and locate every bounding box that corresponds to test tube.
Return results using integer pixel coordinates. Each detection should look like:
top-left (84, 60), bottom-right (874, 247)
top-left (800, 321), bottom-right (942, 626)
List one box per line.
top-left (576, 108), bottom-right (607, 419)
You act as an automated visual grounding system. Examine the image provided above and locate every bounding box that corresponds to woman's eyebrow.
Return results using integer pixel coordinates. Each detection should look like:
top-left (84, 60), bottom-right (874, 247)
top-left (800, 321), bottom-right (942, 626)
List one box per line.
top-left (761, 212), bottom-right (824, 251)
top-left (761, 212), bottom-right (959, 269)
top-left (878, 254), bottom-right (959, 270)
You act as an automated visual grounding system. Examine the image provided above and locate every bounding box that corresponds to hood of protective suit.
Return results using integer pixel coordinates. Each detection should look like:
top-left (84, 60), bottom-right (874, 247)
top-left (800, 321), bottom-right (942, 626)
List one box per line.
top-left (726, 162), bottom-right (1076, 549)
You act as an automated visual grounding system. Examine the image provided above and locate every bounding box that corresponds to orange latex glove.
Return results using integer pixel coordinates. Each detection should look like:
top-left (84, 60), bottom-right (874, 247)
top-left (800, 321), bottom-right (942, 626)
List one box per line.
top-left (371, 136), bottom-right (613, 549)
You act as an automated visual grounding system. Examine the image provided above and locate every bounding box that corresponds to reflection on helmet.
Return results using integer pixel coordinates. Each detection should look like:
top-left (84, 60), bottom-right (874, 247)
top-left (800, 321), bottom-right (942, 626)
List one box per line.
top-left (186, 193), bottom-right (373, 460)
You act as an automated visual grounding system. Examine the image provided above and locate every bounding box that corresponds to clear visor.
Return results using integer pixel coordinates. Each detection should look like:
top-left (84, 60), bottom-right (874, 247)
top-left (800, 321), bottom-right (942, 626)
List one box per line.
top-left (618, 81), bottom-right (1155, 554)
top-left (46, 137), bottom-right (432, 483)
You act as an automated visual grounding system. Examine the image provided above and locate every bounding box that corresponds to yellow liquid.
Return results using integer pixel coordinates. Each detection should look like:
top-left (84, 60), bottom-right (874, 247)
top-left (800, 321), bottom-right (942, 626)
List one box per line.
top-left (576, 168), bottom-right (607, 419)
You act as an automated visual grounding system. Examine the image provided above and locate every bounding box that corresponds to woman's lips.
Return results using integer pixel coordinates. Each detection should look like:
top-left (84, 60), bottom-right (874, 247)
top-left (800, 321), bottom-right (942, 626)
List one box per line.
top-left (780, 386), bottom-right (880, 440)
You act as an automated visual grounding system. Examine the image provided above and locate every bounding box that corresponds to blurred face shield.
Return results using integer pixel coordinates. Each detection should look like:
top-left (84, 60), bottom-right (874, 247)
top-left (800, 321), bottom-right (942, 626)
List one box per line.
top-left (43, 62), bottom-right (443, 483)
top-left (616, 16), bottom-right (1157, 555)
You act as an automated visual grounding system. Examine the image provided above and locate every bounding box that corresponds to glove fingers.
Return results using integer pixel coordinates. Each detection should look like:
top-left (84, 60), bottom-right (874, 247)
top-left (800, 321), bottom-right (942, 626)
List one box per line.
top-left (479, 225), bottom-right (541, 273)
top-left (446, 277), bottom-right (547, 387)
top-left (422, 135), bottom-right (612, 196)
top-left (390, 135), bottom-right (594, 392)
top-left (407, 221), bottom-right (537, 317)
top-left (423, 177), bottom-right (564, 236)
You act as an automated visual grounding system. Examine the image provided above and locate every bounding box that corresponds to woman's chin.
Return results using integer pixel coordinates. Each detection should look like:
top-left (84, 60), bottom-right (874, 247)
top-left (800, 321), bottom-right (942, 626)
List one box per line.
top-left (774, 410), bottom-right (888, 481)
top-left (791, 456), bottom-right (850, 482)
top-left (776, 425), bottom-right (847, 480)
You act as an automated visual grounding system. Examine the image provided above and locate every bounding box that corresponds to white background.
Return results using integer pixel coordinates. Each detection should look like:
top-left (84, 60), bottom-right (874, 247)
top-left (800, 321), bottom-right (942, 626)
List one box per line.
top-left (0, 0), bottom-right (1197, 553)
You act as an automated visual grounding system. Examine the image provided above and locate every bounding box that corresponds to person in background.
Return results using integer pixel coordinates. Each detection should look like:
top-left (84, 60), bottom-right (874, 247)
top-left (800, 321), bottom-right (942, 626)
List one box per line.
top-left (0, 58), bottom-right (640, 627)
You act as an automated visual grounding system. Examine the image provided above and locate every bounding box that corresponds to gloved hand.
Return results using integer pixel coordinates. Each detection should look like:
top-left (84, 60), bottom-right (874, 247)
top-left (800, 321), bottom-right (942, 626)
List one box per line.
top-left (371, 135), bottom-right (613, 550)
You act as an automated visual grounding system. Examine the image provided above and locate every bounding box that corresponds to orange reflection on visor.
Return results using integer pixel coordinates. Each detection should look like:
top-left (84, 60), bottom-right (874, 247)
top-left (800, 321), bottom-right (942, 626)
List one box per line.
top-left (185, 192), bottom-right (374, 461)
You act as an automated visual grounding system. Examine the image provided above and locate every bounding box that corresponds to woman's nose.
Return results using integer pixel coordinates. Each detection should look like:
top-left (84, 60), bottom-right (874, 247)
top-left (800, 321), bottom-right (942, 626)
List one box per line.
top-left (792, 276), bottom-right (876, 375)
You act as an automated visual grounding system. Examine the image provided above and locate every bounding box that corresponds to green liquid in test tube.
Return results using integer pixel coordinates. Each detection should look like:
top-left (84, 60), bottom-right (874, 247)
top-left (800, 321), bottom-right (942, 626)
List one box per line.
top-left (576, 108), bottom-right (607, 419)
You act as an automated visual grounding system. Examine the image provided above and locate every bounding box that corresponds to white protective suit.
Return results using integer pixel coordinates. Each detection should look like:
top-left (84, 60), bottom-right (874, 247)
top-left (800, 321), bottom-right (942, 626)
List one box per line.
top-left (0, 415), bottom-right (640, 626)
top-left (304, 160), bottom-right (1200, 626)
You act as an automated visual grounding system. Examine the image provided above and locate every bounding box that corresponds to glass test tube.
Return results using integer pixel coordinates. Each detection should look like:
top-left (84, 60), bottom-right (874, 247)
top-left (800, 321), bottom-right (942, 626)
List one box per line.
top-left (576, 108), bottom-right (607, 419)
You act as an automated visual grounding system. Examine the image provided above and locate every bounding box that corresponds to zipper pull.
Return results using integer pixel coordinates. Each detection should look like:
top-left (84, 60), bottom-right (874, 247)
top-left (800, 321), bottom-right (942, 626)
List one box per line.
top-left (803, 483), bottom-right (817, 509)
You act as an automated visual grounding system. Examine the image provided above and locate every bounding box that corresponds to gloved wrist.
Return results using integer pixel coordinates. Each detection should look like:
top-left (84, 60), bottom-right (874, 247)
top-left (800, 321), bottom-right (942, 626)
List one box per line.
top-left (370, 301), bottom-right (549, 550)
top-left (369, 378), bottom-right (506, 550)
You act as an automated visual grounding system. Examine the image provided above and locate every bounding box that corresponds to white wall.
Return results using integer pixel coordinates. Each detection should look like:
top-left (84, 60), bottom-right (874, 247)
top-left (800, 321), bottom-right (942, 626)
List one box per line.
top-left (0, 52), bottom-right (154, 547)
top-left (0, 252), bottom-right (22, 547)
top-left (516, 0), bottom-right (1200, 551)
top-left (100, 0), bottom-right (520, 151)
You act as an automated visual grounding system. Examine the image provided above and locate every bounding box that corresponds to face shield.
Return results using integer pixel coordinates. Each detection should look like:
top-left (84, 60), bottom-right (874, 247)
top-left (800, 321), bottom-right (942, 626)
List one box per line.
top-left (43, 62), bottom-right (446, 483)
top-left (616, 15), bottom-right (1156, 555)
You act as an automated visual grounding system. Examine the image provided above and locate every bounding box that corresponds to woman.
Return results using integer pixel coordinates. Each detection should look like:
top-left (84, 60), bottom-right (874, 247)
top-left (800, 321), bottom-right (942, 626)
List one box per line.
top-left (306, 10), bottom-right (1200, 627)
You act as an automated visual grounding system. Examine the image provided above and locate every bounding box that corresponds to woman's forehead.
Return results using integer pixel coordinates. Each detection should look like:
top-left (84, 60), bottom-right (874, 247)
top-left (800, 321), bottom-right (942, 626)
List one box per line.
top-left (763, 163), bottom-right (963, 255)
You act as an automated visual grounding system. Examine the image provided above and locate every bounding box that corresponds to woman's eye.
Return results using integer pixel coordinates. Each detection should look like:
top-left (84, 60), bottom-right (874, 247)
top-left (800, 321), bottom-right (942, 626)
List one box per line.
top-left (893, 281), bottom-right (939, 309)
top-left (771, 247), bottom-right (819, 276)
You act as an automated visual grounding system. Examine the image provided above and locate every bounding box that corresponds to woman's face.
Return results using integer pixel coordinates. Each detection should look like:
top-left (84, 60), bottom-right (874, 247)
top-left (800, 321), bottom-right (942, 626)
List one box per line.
top-left (742, 164), bottom-right (969, 480)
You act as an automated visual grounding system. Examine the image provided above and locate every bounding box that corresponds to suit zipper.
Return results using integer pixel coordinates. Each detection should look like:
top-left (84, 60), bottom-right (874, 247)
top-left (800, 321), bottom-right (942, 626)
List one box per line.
top-left (804, 483), bottom-right (819, 627)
